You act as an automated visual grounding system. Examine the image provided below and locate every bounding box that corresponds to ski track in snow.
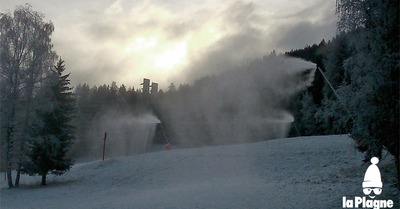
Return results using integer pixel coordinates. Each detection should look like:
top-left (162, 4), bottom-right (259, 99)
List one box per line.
top-left (0, 135), bottom-right (395, 208)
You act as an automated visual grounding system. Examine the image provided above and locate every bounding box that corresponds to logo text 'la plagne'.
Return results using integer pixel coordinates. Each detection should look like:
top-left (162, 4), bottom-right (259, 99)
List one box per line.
top-left (342, 157), bottom-right (394, 209)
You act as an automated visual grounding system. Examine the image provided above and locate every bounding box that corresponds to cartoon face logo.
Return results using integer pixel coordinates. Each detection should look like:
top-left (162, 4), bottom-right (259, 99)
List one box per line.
top-left (362, 157), bottom-right (382, 199)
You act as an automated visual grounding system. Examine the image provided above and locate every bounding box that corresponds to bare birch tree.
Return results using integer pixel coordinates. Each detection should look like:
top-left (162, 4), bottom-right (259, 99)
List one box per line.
top-left (0, 4), bottom-right (56, 188)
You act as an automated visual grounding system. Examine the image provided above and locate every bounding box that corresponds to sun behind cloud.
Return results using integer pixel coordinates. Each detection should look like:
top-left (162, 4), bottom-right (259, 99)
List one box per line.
top-left (154, 40), bottom-right (187, 70)
top-left (1, 0), bottom-right (336, 88)
top-left (122, 35), bottom-right (188, 80)
top-left (119, 17), bottom-right (226, 86)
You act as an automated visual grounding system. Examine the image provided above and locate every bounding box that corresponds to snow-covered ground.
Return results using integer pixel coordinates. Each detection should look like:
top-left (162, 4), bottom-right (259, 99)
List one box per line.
top-left (1, 135), bottom-right (398, 208)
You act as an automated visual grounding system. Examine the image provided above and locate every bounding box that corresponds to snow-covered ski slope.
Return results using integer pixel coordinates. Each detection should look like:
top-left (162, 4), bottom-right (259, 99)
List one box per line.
top-left (0, 135), bottom-right (396, 208)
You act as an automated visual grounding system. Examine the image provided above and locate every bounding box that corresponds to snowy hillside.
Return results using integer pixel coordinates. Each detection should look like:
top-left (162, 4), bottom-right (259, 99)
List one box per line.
top-left (1, 135), bottom-right (397, 209)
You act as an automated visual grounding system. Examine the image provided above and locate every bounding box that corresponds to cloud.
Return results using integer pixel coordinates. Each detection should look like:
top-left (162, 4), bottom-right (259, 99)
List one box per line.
top-left (273, 20), bottom-right (336, 50)
top-left (179, 1), bottom-right (270, 82)
top-left (2, 0), bottom-right (337, 89)
top-left (105, 0), bottom-right (123, 15)
top-left (179, 0), bottom-right (336, 83)
top-left (270, 0), bottom-right (337, 50)
top-left (85, 22), bottom-right (127, 41)
top-left (164, 22), bottom-right (197, 40)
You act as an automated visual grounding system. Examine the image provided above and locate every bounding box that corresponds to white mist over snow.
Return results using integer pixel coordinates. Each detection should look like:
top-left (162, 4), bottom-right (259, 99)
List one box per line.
top-left (78, 112), bottom-right (160, 160)
top-left (73, 55), bottom-right (314, 158)
top-left (161, 55), bottom-right (315, 146)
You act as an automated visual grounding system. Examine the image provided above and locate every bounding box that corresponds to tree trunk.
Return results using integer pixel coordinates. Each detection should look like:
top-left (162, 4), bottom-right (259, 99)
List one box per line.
top-left (6, 127), bottom-right (14, 188)
top-left (5, 107), bottom-right (16, 189)
top-left (14, 135), bottom-right (25, 187)
top-left (6, 142), bottom-right (13, 188)
top-left (14, 166), bottom-right (21, 187)
top-left (6, 170), bottom-right (13, 189)
top-left (41, 174), bottom-right (46, 186)
top-left (396, 151), bottom-right (399, 190)
top-left (16, 66), bottom-right (35, 187)
top-left (14, 138), bottom-right (24, 187)
top-left (6, 142), bottom-right (14, 188)
top-left (15, 108), bottom-right (31, 187)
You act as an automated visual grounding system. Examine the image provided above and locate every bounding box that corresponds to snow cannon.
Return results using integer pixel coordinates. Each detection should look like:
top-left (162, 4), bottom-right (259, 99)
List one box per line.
top-left (164, 143), bottom-right (172, 150)
top-left (158, 121), bottom-right (172, 150)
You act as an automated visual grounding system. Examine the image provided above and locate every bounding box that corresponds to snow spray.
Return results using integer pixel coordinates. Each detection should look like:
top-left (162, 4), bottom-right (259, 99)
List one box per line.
top-left (74, 111), bottom-right (161, 160)
top-left (160, 55), bottom-right (315, 146)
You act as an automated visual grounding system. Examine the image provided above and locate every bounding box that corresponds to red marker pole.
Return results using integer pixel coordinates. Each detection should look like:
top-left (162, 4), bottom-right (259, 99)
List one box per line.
top-left (103, 132), bottom-right (107, 161)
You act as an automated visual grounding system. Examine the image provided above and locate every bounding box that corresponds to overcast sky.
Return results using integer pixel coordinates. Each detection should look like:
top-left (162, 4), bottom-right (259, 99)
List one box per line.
top-left (1, 0), bottom-right (337, 89)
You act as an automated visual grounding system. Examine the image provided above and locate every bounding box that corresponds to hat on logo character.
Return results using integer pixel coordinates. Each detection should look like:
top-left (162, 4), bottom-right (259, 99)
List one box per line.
top-left (362, 157), bottom-right (382, 188)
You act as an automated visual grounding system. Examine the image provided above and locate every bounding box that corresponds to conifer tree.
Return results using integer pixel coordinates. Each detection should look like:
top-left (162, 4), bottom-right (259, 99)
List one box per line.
top-left (336, 0), bottom-right (399, 187)
top-left (22, 59), bottom-right (75, 186)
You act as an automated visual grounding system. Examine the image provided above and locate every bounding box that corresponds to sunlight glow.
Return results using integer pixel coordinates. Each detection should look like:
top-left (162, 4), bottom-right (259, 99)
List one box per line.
top-left (120, 19), bottom-right (224, 82)
top-left (124, 36), bottom-right (158, 53)
top-left (154, 41), bottom-right (187, 70)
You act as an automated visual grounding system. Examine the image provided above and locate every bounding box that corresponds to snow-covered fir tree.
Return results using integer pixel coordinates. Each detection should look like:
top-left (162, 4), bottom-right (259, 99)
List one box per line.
top-left (22, 59), bottom-right (75, 186)
top-left (335, 0), bottom-right (399, 185)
